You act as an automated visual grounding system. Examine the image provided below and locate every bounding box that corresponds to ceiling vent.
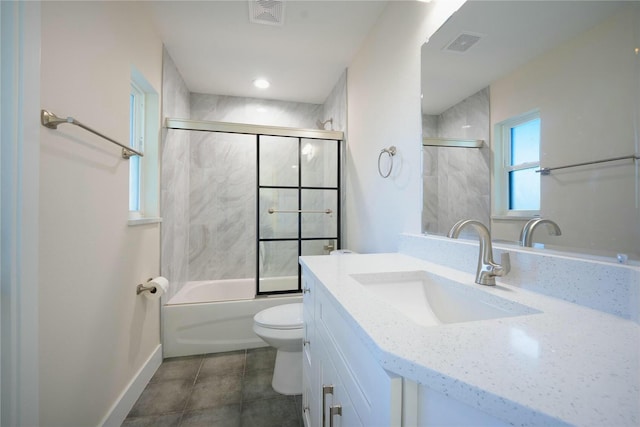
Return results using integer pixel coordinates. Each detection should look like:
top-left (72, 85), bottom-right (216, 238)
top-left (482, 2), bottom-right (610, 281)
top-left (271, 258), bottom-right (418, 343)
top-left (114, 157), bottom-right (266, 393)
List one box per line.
top-left (249, 0), bottom-right (285, 26)
top-left (443, 32), bottom-right (484, 53)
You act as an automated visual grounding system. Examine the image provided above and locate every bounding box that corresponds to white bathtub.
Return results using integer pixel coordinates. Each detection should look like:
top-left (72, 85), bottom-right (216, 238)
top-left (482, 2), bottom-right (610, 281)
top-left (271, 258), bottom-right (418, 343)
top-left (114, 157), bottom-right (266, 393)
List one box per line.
top-left (163, 277), bottom-right (302, 358)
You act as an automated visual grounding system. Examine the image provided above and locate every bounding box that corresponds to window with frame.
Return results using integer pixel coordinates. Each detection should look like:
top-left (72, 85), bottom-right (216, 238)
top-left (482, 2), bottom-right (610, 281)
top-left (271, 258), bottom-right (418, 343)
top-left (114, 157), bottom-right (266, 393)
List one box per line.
top-left (128, 68), bottom-right (160, 226)
top-left (495, 111), bottom-right (541, 216)
top-left (129, 81), bottom-right (145, 217)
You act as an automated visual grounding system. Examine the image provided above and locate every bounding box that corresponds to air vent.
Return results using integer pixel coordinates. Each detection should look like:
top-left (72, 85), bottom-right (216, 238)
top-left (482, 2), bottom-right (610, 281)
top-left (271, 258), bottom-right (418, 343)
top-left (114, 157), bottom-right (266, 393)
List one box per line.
top-left (249, 0), bottom-right (285, 26)
top-left (443, 32), bottom-right (483, 53)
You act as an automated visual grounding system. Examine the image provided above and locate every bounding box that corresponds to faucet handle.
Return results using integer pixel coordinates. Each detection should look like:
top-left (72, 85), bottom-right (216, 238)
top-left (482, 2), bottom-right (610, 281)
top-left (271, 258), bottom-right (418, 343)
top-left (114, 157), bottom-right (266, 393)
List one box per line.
top-left (500, 252), bottom-right (511, 275)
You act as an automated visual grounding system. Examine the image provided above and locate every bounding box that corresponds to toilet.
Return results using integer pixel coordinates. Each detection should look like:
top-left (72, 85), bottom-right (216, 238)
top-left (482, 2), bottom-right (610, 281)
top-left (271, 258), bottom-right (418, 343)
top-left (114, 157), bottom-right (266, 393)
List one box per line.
top-left (253, 303), bottom-right (304, 395)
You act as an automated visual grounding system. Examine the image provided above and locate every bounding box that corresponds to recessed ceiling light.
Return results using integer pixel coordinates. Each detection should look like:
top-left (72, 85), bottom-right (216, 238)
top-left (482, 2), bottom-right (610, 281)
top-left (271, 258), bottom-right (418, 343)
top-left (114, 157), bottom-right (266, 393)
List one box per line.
top-left (253, 78), bottom-right (270, 89)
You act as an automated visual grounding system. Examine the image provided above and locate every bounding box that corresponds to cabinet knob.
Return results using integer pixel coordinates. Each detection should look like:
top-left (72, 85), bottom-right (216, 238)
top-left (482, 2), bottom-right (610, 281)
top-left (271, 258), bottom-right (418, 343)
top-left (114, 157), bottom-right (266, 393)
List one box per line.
top-left (303, 287), bottom-right (311, 294)
top-left (303, 340), bottom-right (310, 347)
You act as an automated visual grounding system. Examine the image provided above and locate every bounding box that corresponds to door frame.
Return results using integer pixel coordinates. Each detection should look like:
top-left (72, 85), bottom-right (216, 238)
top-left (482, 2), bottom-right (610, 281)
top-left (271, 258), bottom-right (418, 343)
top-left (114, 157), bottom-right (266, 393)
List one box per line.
top-left (1, 2), bottom-right (41, 425)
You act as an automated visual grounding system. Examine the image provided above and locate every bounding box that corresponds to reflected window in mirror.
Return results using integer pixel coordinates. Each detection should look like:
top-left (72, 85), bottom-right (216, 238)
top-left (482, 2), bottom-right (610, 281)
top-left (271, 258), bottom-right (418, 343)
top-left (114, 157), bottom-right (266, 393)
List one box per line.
top-left (495, 111), bottom-right (540, 217)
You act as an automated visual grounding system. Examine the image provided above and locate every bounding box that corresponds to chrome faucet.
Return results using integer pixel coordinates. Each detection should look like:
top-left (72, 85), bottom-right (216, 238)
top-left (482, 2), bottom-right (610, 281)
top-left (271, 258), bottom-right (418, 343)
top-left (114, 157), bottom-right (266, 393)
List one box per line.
top-left (447, 219), bottom-right (510, 286)
top-left (519, 218), bottom-right (562, 247)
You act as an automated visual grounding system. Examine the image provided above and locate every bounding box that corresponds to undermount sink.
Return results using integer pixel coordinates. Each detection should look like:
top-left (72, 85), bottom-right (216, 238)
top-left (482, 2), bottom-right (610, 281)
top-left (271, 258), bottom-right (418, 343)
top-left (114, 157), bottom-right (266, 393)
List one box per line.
top-left (350, 271), bottom-right (540, 327)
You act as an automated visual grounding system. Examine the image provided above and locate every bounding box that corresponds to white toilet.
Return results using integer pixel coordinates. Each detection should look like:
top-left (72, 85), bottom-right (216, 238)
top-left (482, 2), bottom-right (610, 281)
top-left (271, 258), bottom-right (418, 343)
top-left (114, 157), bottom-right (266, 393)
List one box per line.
top-left (253, 303), bottom-right (304, 395)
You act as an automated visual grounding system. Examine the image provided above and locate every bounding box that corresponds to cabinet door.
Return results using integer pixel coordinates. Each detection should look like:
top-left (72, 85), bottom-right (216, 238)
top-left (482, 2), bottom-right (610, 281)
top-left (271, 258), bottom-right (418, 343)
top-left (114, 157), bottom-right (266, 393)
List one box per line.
top-left (318, 337), bottom-right (364, 427)
top-left (302, 273), bottom-right (315, 370)
top-left (302, 270), bottom-right (320, 426)
top-left (302, 368), bottom-right (317, 427)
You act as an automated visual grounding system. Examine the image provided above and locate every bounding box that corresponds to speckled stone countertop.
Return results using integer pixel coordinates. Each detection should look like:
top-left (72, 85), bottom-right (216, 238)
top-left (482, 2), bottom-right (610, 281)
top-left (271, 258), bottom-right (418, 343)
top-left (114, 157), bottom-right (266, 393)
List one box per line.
top-left (299, 253), bottom-right (640, 427)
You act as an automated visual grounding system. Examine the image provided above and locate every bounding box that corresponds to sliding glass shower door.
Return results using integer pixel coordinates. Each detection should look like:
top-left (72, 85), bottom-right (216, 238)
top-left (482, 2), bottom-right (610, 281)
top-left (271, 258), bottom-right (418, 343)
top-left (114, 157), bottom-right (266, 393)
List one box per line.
top-left (257, 136), bottom-right (341, 295)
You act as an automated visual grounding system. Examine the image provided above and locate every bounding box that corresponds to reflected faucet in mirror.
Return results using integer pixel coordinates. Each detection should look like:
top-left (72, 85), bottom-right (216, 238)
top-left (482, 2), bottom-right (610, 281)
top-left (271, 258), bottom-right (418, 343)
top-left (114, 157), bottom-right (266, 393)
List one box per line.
top-left (519, 218), bottom-right (562, 248)
top-left (447, 220), bottom-right (510, 286)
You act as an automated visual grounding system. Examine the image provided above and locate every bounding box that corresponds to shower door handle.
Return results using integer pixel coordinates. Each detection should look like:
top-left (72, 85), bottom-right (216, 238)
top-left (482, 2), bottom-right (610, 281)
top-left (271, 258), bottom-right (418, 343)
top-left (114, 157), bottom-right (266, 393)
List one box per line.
top-left (268, 208), bottom-right (333, 214)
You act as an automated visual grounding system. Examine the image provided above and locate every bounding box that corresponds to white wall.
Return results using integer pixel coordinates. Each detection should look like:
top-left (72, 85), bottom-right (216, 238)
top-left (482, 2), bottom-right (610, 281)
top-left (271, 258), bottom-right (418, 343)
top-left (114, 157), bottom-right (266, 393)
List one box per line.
top-left (39, 2), bottom-right (163, 425)
top-left (490, 5), bottom-right (639, 257)
top-left (345, 0), bottom-right (466, 253)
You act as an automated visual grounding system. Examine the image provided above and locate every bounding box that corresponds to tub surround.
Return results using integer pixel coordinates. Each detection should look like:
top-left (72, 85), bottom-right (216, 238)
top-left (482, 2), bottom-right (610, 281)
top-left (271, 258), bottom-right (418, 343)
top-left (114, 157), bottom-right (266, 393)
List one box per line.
top-left (299, 236), bottom-right (640, 426)
top-left (161, 48), bottom-right (191, 302)
top-left (422, 88), bottom-right (491, 236)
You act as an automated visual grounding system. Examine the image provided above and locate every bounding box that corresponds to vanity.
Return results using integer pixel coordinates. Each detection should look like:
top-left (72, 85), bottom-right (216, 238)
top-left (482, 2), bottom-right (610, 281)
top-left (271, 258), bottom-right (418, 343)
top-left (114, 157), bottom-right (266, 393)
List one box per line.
top-left (299, 234), bottom-right (640, 426)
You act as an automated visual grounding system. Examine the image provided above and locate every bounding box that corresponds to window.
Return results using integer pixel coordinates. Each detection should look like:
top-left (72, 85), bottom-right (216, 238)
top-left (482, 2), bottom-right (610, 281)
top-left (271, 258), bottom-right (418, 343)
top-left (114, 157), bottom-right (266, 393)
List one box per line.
top-left (494, 111), bottom-right (540, 217)
top-left (128, 68), bottom-right (160, 225)
top-left (129, 82), bottom-right (145, 216)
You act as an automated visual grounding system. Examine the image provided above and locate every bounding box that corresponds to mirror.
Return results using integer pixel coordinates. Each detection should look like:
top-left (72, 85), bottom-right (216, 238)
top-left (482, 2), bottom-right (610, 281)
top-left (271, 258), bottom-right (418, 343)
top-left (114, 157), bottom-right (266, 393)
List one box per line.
top-left (421, 1), bottom-right (639, 261)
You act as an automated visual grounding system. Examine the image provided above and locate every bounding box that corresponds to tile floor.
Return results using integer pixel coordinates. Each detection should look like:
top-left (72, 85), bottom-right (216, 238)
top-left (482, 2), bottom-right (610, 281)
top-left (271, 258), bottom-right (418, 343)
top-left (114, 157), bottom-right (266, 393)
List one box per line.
top-left (122, 347), bottom-right (303, 427)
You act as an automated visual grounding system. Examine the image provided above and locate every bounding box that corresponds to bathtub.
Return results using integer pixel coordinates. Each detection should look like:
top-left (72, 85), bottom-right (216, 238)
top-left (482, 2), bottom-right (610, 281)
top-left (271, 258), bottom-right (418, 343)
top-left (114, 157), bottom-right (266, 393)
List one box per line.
top-left (162, 277), bottom-right (302, 358)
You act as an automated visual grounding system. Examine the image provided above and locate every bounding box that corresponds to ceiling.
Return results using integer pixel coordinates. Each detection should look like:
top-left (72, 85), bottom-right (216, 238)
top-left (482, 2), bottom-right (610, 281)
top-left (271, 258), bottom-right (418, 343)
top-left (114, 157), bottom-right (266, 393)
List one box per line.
top-left (146, 1), bottom-right (388, 105)
top-left (421, 1), bottom-right (626, 115)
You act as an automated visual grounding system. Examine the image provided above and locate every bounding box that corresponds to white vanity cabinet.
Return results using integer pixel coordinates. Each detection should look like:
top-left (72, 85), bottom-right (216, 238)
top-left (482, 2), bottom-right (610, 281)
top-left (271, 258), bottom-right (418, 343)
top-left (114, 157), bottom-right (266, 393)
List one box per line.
top-left (301, 265), bottom-right (510, 427)
top-left (301, 268), bottom-right (402, 427)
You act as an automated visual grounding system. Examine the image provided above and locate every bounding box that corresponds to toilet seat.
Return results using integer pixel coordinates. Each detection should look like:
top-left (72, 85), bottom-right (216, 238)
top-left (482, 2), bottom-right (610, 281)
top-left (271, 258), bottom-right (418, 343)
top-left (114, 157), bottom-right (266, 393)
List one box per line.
top-left (254, 303), bottom-right (303, 330)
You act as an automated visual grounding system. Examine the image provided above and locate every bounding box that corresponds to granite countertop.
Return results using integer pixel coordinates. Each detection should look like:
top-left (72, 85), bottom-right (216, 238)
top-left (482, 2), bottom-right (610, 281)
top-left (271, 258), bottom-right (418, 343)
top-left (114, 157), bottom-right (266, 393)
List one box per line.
top-left (299, 253), bottom-right (640, 427)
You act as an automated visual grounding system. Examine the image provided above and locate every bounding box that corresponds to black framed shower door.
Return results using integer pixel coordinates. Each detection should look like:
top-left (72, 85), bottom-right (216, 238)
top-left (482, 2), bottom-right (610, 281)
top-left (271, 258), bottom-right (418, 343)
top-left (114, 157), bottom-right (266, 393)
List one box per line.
top-left (256, 135), bottom-right (341, 296)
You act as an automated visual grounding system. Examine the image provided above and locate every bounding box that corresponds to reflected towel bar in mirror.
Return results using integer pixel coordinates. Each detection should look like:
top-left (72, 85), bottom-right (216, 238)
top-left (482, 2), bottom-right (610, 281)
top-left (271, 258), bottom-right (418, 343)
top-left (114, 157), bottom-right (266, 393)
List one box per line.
top-left (536, 154), bottom-right (639, 175)
top-left (422, 137), bottom-right (484, 148)
top-left (378, 146), bottom-right (396, 178)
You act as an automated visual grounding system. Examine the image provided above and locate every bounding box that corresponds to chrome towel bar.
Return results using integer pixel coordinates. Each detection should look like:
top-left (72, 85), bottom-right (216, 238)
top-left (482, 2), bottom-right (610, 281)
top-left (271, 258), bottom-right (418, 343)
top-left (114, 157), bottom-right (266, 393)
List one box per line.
top-left (268, 208), bottom-right (332, 214)
top-left (40, 109), bottom-right (143, 159)
top-left (536, 154), bottom-right (639, 175)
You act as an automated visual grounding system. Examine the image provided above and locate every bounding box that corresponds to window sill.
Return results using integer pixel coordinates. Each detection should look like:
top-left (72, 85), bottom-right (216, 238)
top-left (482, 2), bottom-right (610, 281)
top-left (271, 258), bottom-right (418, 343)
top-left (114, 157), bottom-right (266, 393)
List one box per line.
top-left (128, 217), bottom-right (162, 226)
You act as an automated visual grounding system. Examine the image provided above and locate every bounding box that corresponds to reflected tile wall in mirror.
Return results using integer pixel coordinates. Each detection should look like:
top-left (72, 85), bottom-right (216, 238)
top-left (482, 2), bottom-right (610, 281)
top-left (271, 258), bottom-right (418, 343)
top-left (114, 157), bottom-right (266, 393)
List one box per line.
top-left (422, 88), bottom-right (490, 236)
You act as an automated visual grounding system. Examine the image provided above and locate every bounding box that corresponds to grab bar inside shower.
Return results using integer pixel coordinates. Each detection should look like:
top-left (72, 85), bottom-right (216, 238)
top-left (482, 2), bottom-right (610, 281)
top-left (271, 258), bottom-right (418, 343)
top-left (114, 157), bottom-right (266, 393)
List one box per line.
top-left (41, 110), bottom-right (143, 159)
top-left (268, 208), bottom-right (333, 214)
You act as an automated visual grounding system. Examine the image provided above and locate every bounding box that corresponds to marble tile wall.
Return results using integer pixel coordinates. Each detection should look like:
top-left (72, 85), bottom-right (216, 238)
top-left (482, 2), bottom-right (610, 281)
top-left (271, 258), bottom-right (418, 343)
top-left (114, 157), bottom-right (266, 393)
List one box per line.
top-left (189, 132), bottom-right (256, 280)
top-left (161, 60), bottom-right (347, 291)
top-left (322, 70), bottom-right (347, 133)
top-left (190, 93), bottom-right (322, 128)
top-left (321, 70), bottom-right (347, 249)
top-left (161, 48), bottom-right (191, 301)
top-left (187, 93), bottom-right (336, 283)
top-left (422, 87), bottom-right (490, 236)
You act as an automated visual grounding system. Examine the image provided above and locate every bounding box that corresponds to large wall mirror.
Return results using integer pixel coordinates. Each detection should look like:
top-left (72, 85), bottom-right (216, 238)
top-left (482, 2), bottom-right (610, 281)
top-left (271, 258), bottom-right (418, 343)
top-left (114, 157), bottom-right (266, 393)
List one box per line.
top-left (421, 1), bottom-right (639, 262)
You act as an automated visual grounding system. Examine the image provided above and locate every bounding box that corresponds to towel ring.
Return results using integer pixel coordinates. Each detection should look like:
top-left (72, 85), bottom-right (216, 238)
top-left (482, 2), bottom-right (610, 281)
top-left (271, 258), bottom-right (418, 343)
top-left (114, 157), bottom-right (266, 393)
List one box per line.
top-left (378, 146), bottom-right (396, 178)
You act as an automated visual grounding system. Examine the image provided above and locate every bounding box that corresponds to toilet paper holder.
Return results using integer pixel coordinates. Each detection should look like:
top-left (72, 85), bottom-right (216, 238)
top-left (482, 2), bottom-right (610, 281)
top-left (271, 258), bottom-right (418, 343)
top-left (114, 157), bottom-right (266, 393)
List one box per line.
top-left (136, 278), bottom-right (157, 296)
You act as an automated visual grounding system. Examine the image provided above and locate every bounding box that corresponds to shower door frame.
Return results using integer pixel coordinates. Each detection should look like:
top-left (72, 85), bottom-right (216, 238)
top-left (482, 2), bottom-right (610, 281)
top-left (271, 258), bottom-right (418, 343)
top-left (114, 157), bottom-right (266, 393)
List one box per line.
top-left (164, 118), bottom-right (343, 297)
top-left (256, 135), bottom-right (342, 296)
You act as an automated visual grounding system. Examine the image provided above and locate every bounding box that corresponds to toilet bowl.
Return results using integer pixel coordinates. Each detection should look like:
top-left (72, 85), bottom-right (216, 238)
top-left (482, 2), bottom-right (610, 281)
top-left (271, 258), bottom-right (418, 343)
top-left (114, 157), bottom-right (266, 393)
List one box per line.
top-left (253, 303), bottom-right (303, 395)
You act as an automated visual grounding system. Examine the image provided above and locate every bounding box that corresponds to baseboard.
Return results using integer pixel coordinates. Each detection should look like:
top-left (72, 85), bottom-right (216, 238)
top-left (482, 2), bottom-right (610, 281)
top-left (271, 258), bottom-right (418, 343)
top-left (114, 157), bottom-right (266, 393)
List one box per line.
top-left (100, 344), bottom-right (162, 427)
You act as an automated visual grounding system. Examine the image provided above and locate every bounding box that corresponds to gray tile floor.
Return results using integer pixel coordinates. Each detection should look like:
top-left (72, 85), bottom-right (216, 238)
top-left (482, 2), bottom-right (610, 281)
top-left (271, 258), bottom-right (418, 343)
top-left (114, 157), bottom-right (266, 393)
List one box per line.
top-left (122, 347), bottom-right (303, 427)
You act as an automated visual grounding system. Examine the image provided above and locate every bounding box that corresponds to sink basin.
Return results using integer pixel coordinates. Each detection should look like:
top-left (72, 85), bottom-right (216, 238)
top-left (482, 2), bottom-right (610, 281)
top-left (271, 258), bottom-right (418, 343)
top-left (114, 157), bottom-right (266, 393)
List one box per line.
top-left (350, 271), bottom-right (540, 326)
